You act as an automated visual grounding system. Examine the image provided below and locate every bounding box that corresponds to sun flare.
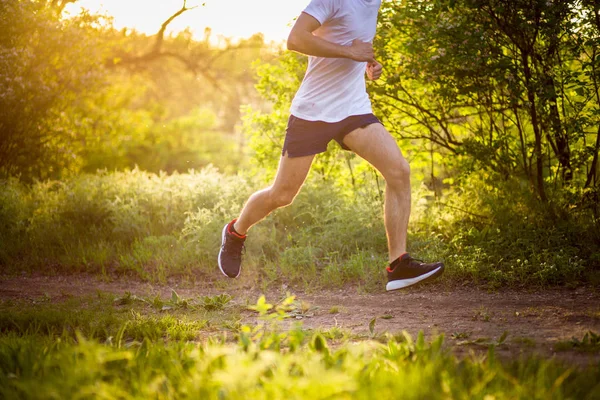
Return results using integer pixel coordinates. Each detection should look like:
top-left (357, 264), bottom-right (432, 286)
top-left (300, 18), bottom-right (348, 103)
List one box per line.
top-left (65, 0), bottom-right (308, 42)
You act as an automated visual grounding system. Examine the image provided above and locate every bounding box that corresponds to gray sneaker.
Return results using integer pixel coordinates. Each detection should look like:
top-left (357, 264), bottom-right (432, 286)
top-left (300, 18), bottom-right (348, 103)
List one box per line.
top-left (218, 220), bottom-right (246, 278)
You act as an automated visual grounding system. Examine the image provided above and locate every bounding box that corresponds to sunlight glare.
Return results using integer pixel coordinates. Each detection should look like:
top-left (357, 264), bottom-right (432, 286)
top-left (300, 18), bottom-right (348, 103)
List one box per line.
top-left (66, 0), bottom-right (308, 42)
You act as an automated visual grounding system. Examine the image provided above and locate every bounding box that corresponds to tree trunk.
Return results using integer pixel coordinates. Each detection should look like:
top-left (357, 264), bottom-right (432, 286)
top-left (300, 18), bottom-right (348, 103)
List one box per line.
top-left (514, 106), bottom-right (532, 183)
top-left (586, 10), bottom-right (600, 188)
top-left (586, 125), bottom-right (600, 188)
top-left (538, 68), bottom-right (572, 182)
top-left (521, 50), bottom-right (547, 201)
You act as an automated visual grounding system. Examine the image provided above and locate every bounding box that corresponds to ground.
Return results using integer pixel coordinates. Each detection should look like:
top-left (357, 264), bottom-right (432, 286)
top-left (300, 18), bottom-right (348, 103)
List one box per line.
top-left (1, 273), bottom-right (599, 365)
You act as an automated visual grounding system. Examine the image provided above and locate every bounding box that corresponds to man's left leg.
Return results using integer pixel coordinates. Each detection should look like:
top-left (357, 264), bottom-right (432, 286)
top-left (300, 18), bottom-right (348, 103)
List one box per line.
top-left (342, 122), bottom-right (444, 290)
top-left (343, 122), bottom-right (410, 263)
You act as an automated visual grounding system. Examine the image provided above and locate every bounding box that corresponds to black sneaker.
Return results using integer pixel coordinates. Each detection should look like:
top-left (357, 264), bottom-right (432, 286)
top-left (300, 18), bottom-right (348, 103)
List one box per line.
top-left (218, 219), bottom-right (246, 278)
top-left (386, 253), bottom-right (444, 291)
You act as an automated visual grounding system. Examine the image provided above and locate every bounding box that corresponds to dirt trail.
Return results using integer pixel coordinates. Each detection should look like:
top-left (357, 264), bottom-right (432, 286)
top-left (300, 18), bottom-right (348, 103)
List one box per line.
top-left (1, 274), bottom-right (599, 364)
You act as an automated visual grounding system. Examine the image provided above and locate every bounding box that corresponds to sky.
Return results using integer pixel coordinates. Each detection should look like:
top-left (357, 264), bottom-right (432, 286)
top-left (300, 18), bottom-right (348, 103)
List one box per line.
top-left (65, 0), bottom-right (308, 43)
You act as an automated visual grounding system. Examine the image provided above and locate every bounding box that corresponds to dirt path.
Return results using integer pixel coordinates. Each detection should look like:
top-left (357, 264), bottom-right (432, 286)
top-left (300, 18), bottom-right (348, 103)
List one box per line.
top-left (1, 274), bottom-right (599, 364)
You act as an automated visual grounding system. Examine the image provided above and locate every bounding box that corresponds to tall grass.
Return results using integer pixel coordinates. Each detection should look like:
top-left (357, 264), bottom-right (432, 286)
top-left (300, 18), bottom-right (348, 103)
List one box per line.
top-left (0, 167), bottom-right (389, 287)
top-left (0, 167), bottom-right (598, 288)
top-left (0, 330), bottom-right (598, 399)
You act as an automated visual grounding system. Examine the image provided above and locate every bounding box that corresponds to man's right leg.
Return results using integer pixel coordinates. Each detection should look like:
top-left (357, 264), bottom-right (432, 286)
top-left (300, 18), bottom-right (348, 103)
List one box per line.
top-left (234, 153), bottom-right (315, 235)
top-left (218, 153), bottom-right (314, 278)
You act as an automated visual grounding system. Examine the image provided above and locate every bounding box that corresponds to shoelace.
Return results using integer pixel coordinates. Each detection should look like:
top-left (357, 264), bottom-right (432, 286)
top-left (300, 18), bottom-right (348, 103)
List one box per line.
top-left (390, 256), bottom-right (425, 272)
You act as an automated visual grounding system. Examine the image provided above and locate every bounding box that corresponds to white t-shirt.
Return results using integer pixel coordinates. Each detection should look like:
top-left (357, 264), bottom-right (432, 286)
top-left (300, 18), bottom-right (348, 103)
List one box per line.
top-left (290, 0), bottom-right (382, 123)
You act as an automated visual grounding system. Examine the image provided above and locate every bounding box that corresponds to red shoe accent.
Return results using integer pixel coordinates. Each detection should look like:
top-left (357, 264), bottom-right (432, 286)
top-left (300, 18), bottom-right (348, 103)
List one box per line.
top-left (387, 252), bottom-right (409, 272)
top-left (227, 219), bottom-right (246, 239)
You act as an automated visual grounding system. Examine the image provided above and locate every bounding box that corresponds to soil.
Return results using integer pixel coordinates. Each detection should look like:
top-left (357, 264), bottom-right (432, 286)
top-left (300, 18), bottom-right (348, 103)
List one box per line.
top-left (1, 273), bottom-right (599, 365)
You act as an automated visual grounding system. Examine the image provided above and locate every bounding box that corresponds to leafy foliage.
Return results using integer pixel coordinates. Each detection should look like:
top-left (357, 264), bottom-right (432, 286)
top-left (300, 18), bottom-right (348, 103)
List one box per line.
top-left (372, 0), bottom-right (600, 206)
top-left (0, 0), bottom-right (109, 178)
top-left (0, 1), bottom-right (270, 180)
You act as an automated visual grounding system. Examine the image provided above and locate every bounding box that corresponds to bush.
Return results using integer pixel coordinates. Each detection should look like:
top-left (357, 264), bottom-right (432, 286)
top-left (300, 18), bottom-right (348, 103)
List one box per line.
top-left (1, 167), bottom-right (598, 288)
top-left (410, 175), bottom-right (599, 287)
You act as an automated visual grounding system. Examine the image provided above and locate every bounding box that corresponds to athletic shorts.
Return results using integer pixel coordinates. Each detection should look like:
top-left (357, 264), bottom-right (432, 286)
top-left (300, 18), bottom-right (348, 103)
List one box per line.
top-left (282, 113), bottom-right (382, 158)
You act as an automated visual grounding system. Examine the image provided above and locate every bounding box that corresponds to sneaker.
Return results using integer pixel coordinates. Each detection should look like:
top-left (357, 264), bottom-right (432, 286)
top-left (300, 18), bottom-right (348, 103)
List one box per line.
top-left (386, 253), bottom-right (444, 291)
top-left (218, 219), bottom-right (246, 278)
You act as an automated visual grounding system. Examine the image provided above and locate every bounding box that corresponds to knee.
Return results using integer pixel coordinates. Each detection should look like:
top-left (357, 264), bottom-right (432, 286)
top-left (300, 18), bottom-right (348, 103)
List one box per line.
top-left (269, 187), bottom-right (297, 208)
top-left (385, 157), bottom-right (411, 189)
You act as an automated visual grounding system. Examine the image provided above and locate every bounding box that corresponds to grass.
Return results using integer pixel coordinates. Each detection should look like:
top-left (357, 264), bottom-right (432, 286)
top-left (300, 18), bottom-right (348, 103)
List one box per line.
top-left (0, 167), bottom-right (599, 290)
top-left (0, 291), bottom-right (242, 343)
top-left (554, 331), bottom-right (600, 353)
top-left (0, 294), bottom-right (599, 399)
top-left (512, 337), bottom-right (537, 348)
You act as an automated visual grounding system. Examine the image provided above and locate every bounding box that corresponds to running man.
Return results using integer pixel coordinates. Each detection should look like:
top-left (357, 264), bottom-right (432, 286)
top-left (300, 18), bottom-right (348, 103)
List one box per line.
top-left (218, 0), bottom-right (444, 291)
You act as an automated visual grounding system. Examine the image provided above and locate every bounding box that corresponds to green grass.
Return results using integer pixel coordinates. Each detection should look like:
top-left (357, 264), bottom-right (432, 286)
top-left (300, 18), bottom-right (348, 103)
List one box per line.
top-left (512, 337), bottom-right (537, 348)
top-left (0, 167), bottom-right (598, 289)
top-left (0, 294), bottom-right (599, 399)
top-left (0, 291), bottom-right (242, 343)
top-left (554, 331), bottom-right (600, 353)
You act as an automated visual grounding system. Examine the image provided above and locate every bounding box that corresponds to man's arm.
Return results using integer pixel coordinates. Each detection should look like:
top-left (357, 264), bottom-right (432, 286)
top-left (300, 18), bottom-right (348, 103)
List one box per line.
top-left (287, 12), bottom-right (375, 62)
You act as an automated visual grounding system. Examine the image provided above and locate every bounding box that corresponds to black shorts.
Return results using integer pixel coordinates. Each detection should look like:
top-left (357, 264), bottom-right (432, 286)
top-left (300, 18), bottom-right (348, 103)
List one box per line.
top-left (282, 113), bottom-right (382, 158)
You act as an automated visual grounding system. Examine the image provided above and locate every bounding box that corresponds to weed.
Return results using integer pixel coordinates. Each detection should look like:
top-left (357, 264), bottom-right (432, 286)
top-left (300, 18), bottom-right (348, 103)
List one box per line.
top-left (113, 291), bottom-right (148, 306)
top-left (554, 331), bottom-right (600, 353)
top-left (369, 317), bottom-right (377, 338)
top-left (160, 290), bottom-right (193, 311)
top-left (288, 300), bottom-right (317, 320)
top-left (472, 306), bottom-right (492, 322)
top-left (316, 326), bottom-right (352, 341)
top-left (451, 331), bottom-right (471, 340)
top-left (456, 332), bottom-right (509, 348)
top-left (512, 337), bottom-right (536, 347)
top-left (199, 294), bottom-right (232, 311)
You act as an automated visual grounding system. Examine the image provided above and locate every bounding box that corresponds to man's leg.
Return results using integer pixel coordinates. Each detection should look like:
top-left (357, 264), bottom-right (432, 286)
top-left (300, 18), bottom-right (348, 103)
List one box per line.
top-left (219, 152), bottom-right (314, 278)
top-left (234, 153), bottom-right (315, 235)
top-left (342, 123), bottom-right (410, 263)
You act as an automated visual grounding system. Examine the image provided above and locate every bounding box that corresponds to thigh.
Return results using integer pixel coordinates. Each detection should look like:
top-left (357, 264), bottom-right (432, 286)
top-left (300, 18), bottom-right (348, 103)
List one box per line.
top-left (342, 123), bottom-right (406, 178)
top-left (272, 152), bottom-right (315, 194)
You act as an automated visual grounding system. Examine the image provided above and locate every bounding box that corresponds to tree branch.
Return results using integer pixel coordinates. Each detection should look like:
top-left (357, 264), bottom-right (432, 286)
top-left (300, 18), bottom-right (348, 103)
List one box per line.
top-left (153, 0), bottom-right (198, 54)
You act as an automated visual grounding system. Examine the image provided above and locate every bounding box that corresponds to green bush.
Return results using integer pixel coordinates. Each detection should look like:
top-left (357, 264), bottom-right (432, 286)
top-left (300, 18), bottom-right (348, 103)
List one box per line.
top-left (0, 167), bottom-right (598, 288)
top-left (409, 175), bottom-right (599, 287)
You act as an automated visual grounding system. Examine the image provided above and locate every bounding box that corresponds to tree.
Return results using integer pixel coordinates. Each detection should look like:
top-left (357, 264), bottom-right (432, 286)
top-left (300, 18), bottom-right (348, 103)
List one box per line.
top-left (0, 0), bottom-right (270, 179)
top-left (0, 0), bottom-right (109, 179)
top-left (371, 0), bottom-right (599, 210)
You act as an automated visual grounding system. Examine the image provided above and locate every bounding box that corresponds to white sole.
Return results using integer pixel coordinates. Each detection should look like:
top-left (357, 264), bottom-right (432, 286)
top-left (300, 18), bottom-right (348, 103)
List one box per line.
top-left (218, 224), bottom-right (241, 278)
top-left (386, 266), bottom-right (442, 291)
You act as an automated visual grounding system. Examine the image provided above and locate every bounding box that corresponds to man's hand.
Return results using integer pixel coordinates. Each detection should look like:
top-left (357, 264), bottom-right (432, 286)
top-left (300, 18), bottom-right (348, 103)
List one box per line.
top-left (348, 39), bottom-right (375, 62)
top-left (366, 60), bottom-right (383, 80)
